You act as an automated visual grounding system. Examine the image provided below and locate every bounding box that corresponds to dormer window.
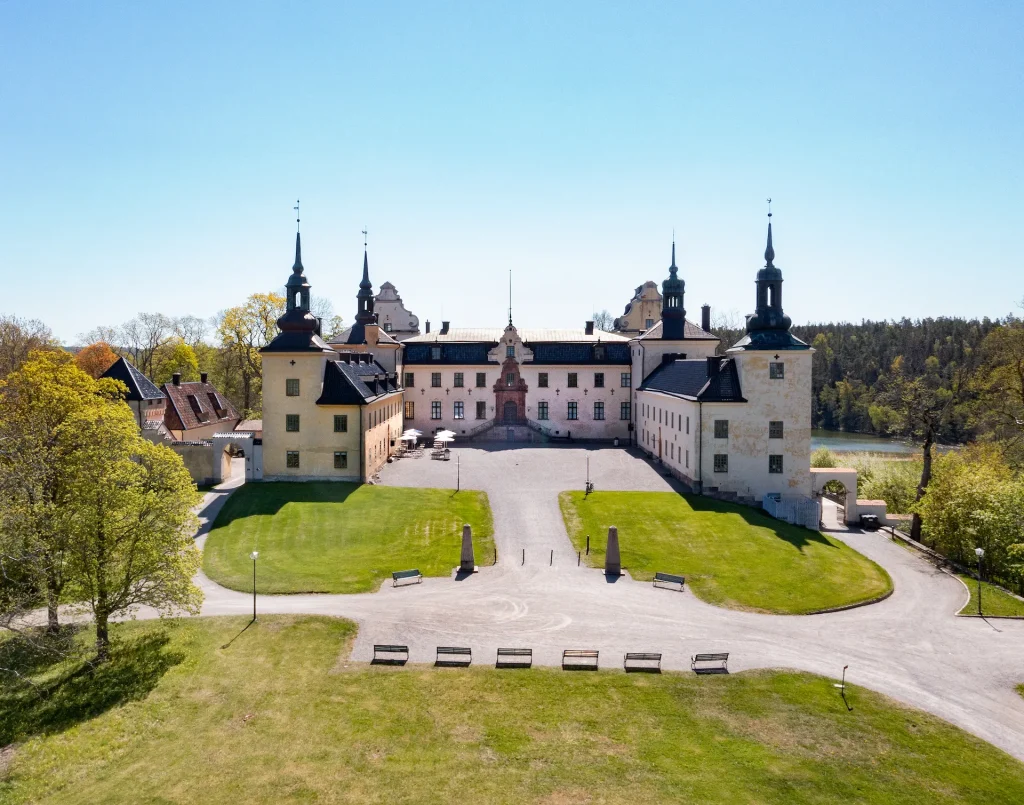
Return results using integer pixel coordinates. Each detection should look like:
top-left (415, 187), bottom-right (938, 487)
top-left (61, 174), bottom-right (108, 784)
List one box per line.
top-left (506, 345), bottom-right (515, 358)
top-left (645, 319), bottom-right (654, 329)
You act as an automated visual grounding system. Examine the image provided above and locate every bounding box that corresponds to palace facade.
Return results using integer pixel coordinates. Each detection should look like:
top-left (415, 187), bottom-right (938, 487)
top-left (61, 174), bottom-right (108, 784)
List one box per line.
top-left (259, 219), bottom-right (813, 501)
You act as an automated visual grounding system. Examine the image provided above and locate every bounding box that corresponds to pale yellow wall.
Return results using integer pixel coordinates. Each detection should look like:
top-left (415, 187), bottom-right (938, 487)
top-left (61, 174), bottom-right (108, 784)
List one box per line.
top-left (363, 393), bottom-right (405, 478)
top-left (614, 282), bottom-right (662, 333)
top-left (635, 349), bottom-right (813, 501)
top-left (708, 349), bottom-right (813, 499)
top-left (169, 442), bottom-right (219, 484)
top-left (263, 349), bottom-right (404, 481)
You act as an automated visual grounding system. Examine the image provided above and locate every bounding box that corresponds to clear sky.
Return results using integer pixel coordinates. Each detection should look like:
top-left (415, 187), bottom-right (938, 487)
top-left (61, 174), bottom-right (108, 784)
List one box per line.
top-left (1, 1), bottom-right (1021, 343)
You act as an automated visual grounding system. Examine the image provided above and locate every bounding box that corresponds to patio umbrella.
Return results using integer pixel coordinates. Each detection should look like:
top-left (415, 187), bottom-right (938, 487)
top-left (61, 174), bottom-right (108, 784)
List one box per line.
top-left (435, 430), bottom-right (456, 443)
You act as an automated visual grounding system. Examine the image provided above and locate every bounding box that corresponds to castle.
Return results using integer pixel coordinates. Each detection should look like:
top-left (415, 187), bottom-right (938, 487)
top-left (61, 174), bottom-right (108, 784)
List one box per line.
top-left (259, 219), bottom-right (813, 504)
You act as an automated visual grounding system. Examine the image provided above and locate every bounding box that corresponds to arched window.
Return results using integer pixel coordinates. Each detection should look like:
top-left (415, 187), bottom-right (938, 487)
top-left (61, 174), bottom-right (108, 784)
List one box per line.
top-left (767, 286), bottom-right (774, 307)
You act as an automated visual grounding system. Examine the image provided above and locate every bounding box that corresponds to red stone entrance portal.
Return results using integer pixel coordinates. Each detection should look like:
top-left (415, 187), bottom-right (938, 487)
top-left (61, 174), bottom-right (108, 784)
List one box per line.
top-left (493, 356), bottom-right (528, 425)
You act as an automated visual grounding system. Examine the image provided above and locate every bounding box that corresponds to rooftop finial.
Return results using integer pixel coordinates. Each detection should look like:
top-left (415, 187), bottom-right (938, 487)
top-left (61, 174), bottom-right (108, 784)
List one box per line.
top-left (294, 199), bottom-right (300, 232)
top-left (764, 198), bottom-right (775, 267)
top-left (670, 229), bottom-right (677, 274)
top-left (362, 226), bottom-right (368, 250)
top-left (508, 270), bottom-right (513, 327)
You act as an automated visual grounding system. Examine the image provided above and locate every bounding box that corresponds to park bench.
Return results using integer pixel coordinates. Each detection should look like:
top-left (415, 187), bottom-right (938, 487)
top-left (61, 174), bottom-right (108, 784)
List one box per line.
top-left (562, 649), bottom-right (599, 670)
top-left (495, 648), bottom-right (533, 668)
top-left (435, 646), bottom-right (472, 667)
top-left (691, 652), bottom-right (729, 673)
top-left (372, 644), bottom-right (409, 665)
top-left (392, 568), bottom-right (422, 587)
top-left (623, 652), bottom-right (662, 673)
top-left (653, 572), bottom-right (685, 591)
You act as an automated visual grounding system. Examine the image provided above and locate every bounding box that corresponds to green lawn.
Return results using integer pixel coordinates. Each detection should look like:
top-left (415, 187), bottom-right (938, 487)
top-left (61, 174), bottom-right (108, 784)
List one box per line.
top-left (3, 617), bottom-right (1023, 804)
top-left (560, 491), bottom-right (892, 614)
top-left (203, 483), bottom-right (494, 593)
top-left (957, 575), bottom-right (1024, 617)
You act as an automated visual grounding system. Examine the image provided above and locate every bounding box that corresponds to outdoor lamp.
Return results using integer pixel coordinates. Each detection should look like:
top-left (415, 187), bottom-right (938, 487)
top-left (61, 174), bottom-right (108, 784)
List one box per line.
top-left (974, 547), bottom-right (985, 617)
top-left (249, 551), bottom-right (259, 620)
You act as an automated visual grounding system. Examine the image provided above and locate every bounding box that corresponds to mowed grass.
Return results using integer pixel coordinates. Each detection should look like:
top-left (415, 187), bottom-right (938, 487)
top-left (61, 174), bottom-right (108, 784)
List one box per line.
top-left (957, 575), bottom-right (1024, 617)
top-left (203, 483), bottom-right (494, 593)
top-left (3, 616), bottom-right (1024, 805)
top-left (560, 491), bottom-right (892, 614)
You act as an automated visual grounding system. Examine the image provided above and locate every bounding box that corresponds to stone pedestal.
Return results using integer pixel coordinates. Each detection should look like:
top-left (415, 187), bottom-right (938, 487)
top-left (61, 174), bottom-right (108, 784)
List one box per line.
top-left (605, 526), bottom-right (623, 576)
top-left (459, 523), bottom-right (477, 573)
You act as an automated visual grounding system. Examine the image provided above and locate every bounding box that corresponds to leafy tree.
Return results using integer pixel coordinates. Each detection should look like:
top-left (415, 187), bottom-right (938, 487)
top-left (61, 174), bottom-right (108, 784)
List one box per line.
top-left (63, 406), bottom-right (202, 659)
top-left (874, 355), bottom-right (974, 541)
top-left (0, 316), bottom-right (57, 379)
top-left (0, 351), bottom-right (124, 632)
top-left (75, 341), bottom-right (119, 378)
top-left (216, 293), bottom-right (284, 416)
top-left (322, 315), bottom-right (346, 341)
top-left (916, 445), bottom-right (1024, 589)
top-left (153, 338), bottom-right (200, 385)
top-left (974, 321), bottom-right (1024, 462)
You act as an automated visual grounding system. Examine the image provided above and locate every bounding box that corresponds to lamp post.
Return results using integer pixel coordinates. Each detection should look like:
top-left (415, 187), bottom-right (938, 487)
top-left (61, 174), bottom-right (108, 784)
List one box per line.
top-left (250, 550), bottom-right (259, 621)
top-left (975, 547), bottom-right (984, 616)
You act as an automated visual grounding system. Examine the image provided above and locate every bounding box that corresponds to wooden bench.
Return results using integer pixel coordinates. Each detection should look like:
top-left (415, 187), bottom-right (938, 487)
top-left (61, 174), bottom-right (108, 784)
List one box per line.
top-left (562, 649), bottom-right (599, 670)
top-left (691, 652), bottom-right (729, 673)
top-left (435, 646), bottom-right (472, 667)
top-left (372, 644), bottom-right (409, 665)
top-left (392, 569), bottom-right (422, 587)
top-left (623, 652), bottom-right (662, 673)
top-left (653, 572), bottom-right (685, 591)
top-left (495, 648), bottom-right (533, 668)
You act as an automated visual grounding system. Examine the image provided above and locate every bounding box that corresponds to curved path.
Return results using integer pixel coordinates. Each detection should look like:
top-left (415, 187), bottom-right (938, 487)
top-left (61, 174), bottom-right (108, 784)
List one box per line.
top-left (193, 446), bottom-right (1024, 762)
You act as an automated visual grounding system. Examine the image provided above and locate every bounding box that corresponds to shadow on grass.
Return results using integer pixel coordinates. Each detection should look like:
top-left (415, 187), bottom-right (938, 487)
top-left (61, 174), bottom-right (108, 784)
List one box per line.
top-left (220, 618), bottom-right (257, 649)
top-left (210, 481), bottom-right (360, 531)
top-left (681, 494), bottom-right (837, 552)
top-left (0, 629), bottom-right (183, 746)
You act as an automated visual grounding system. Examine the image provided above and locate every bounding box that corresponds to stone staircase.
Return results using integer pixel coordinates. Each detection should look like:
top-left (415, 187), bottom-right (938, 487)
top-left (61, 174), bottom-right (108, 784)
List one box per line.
top-left (465, 420), bottom-right (549, 443)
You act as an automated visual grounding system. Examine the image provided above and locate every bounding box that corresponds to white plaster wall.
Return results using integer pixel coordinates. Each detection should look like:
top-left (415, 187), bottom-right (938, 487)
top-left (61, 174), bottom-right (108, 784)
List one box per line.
top-left (636, 392), bottom-right (701, 485)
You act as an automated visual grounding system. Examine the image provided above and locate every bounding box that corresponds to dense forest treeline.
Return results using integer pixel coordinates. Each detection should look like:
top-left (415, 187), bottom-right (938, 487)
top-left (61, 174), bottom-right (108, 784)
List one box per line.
top-left (714, 316), bottom-right (1017, 443)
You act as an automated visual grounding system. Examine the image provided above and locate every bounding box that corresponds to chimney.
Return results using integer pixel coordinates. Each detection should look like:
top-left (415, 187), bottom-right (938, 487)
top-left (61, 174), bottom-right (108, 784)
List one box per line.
top-left (440, 321), bottom-right (450, 335)
top-left (662, 352), bottom-right (679, 364)
top-left (172, 373), bottom-right (181, 386)
top-left (425, 320), bottom-right (431, 334)
top-left (707, 356), bottom-right (722, 376)
top-left (701, 304), bottom-right (711, 333)
top-left (585, 320), bottom-right (594, 335)
top-left (200, 372), bottom-right (208, 384)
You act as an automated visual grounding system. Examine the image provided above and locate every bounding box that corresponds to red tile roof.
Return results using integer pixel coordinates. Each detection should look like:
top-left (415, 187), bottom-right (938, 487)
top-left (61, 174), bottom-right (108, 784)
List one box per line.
top-left (162, 380), bottom-right (240, 432)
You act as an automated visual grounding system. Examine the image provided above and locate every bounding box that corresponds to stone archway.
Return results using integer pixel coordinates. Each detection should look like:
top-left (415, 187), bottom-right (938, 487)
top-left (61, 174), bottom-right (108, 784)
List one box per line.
top-left (810, 468), bottom-right (858, 525)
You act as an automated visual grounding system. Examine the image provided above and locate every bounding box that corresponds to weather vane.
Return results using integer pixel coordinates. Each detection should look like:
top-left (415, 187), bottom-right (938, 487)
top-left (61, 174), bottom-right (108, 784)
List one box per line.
top-left (362, 227), bottom-right (368, 249)
top-left (294, 199), bottom-right (300, 231)
top-left (767, 197), bottom-right (772, 218)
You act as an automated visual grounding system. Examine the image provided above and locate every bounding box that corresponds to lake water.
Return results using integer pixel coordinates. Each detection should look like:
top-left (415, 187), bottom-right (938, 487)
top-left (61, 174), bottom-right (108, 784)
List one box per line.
top-left (810, 429), bottom-right (918, 455)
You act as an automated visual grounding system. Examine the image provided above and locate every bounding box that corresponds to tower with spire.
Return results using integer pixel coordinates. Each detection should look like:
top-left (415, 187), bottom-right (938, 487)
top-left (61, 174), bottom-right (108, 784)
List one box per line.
top-left (660, 237), bottom-right (686, 340)
top-left (277, 214), bottom-right (318, 335)
top-left (355, 229), bottom-right (376, 326)
top-left (731, 211), bottom-right (808, 351)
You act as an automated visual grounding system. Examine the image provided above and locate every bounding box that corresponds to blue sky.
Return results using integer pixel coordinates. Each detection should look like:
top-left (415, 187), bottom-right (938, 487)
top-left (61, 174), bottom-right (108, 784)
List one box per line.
top-left (1, 1), bottom-right (1021, 343)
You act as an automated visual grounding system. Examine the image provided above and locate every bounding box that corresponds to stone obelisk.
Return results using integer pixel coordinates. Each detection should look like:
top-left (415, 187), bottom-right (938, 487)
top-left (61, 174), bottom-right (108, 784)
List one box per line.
top-left (605, 526), bottom-right (622, 576)
top-left (459, 524), bottom-right (477, 573)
